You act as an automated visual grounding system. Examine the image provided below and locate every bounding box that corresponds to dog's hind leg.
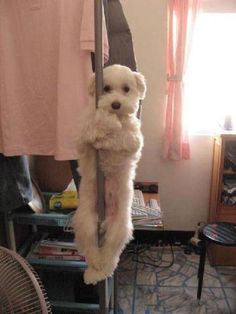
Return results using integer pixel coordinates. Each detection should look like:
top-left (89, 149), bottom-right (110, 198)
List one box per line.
top-left (72, 177), bottom-right (102, 272)
top-left (100, 213), bottom-right (133, 277)
top-left (98, 181), bottom-right (134, 277)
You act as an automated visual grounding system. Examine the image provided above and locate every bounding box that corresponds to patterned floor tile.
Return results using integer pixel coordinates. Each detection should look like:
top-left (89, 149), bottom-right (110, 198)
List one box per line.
top-left (117, 270), bottom-right (136, 286)
top-left (193, 287), bottom-right (232, 314)
top-left (216, 266), bottom-right (236, 288)
top-left (158, 271), bottom-right (188, 287)
top-left (117, 245), bottom-right (236, 314)
top-left (134, 285), bottom-right (158, 314)
top-left (224, 287), bottom-right (236, 313)
top-left (136, 270), bottom-right (157, 285)
top-left (117, 285), bottom-right (134, 314)
top-left (185, 272), bottom-right (221, 288)
top-left (155, 250), bottom-right (220, 288)
top-left (156, 287), bottom-right (231, 314)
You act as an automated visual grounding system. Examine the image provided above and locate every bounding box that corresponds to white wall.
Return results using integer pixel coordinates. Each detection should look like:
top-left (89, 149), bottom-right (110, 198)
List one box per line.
top-left (120, 0), bottom-right (214, 230)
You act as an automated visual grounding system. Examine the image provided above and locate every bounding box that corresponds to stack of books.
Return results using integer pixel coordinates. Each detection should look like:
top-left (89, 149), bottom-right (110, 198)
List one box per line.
top-left (132, 190), bottom-right (162, 227)
top-left (31, 233), bottom-right (85, 261)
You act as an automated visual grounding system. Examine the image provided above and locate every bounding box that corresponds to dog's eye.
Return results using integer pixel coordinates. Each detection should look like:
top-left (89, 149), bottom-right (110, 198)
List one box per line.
top-left (104, 85), bottom-right (111, 93)
top-left (123, 85), bottom-right (130, 93)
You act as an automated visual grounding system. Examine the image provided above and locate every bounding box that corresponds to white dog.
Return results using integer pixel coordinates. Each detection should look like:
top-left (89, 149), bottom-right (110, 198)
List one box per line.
top-left (73, 64), bottom-right (146, 285)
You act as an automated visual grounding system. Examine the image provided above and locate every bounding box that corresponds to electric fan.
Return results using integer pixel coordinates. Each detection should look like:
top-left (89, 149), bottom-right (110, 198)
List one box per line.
top-left (0, 246), bottom-right (52, 314)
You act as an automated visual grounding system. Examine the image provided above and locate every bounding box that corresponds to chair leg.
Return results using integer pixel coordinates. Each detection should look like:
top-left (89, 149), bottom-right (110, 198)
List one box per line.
top-left (197, 240), bottom-right (206, 300)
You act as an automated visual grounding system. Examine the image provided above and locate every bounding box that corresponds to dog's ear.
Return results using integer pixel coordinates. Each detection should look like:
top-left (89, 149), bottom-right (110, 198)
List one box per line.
top-left (135, 72), bottom-right (146, 100)
top-left (88, 73), bottom-right (96, 96)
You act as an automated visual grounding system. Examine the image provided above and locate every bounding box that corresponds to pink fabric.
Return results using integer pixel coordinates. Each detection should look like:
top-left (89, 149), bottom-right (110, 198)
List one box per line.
top-left (0, 0), bottom-right (108, 160)
top-left (163, 0), bottom-right (198, 160)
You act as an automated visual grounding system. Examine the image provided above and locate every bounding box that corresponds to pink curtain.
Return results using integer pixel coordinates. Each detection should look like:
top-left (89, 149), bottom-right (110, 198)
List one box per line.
top-left (163, 0), bottom-right (199, 160)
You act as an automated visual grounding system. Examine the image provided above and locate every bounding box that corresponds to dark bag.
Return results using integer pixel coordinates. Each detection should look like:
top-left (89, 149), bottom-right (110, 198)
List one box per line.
top-left (0, 155), bottom-right (32, 212)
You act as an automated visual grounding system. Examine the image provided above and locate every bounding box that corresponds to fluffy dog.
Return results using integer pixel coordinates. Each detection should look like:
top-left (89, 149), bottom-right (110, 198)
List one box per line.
top-left (73, 64), bottom-right (146, 285)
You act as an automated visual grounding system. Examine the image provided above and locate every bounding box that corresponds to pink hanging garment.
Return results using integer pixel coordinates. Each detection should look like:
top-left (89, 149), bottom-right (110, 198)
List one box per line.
top-left (0, 0), bottom-right (108, 160)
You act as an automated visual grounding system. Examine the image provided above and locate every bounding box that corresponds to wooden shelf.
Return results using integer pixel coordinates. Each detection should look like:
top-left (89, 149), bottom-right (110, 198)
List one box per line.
top-left (219, 203), bottom-right (236, 212)
top-left (223, 169), bottom-right (236, 175)
top-left (208, 134), bottom-right (236, 265)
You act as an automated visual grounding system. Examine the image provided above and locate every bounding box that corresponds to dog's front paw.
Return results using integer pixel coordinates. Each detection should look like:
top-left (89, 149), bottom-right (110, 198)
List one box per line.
top-left (96, 110), bottom-right (122, 133)
top-left (84, 267), bottom-right (106, 285)
top-left (93, 138), bottom-right (113, 150)
top-left (93, 139), bottom-right (104, 150)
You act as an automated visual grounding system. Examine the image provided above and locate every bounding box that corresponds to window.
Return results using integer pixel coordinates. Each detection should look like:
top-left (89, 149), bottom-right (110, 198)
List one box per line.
top-left (184, 10), bottom-right (236, 134)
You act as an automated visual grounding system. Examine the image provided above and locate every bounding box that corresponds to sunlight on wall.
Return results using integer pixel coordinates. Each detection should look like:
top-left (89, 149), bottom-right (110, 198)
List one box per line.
top-left (184, 13), bottom-right (236, 134)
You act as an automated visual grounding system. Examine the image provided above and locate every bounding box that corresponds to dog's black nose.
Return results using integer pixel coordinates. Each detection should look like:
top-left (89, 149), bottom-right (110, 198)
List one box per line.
top-left (111, 101), bottom-right (121, 110)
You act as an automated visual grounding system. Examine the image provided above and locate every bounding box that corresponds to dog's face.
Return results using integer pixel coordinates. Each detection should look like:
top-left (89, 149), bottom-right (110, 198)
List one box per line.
top-left (88, 65), bottom-right (146, 116)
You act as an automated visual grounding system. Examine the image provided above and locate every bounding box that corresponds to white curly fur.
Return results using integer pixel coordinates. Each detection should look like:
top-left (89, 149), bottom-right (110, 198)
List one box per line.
top-left (72, 64), bottom-right (146, 285)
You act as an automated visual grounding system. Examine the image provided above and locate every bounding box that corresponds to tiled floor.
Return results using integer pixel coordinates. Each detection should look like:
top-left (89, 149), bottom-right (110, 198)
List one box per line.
top-left (117, 245), bottom-right (236, 314)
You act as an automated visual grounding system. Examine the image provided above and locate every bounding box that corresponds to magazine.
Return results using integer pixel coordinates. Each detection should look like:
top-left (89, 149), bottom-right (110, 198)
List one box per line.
top-left (40, 232), bottom-right (77, 250)
top-left (29, 240), bottom-right (85, 261)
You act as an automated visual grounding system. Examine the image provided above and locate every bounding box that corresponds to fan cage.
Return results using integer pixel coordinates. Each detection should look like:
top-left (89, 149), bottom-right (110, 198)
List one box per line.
top-left (0, 246), bottom-right (52, 314)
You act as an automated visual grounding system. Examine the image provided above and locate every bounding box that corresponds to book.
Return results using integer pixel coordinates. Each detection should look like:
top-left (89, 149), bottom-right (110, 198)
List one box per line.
top-left (40, 232), bottom-right (77, 250)
top-left (39, 251), bottom-right (85, 261)
top-left (30, 241), bottom-right (85, 261)
top-left (131, 193), bottom-right (163, 227)
top-left (39, 254), bottom-right (85, 261)
top-left (39, 245), bottom-right (78, 256)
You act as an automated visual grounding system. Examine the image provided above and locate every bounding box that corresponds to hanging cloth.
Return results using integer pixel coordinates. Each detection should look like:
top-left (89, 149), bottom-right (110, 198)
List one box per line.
top-left (105, 0), bottom-right (136, 71)
top-left (0, 0), bottom-right (108, 160)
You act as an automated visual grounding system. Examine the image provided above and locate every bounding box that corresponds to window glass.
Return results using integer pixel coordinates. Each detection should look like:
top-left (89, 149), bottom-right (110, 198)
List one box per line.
top-left (184, 13), bottom-right (236, 134)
